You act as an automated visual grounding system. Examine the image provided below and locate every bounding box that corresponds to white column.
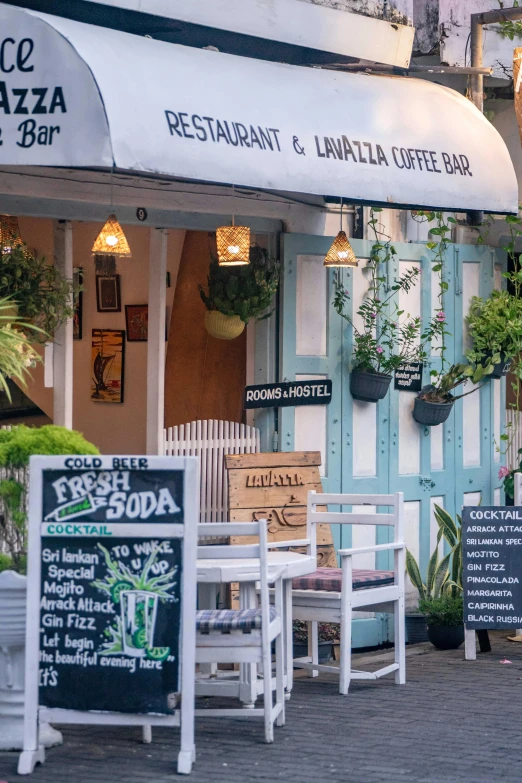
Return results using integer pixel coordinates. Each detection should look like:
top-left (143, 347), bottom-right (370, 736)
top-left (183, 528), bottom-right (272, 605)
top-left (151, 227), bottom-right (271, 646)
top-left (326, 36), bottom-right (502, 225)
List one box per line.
top-left (146, 228), bottom-right (168, 455)
top-left (52, 220), bottom-right (73, 429)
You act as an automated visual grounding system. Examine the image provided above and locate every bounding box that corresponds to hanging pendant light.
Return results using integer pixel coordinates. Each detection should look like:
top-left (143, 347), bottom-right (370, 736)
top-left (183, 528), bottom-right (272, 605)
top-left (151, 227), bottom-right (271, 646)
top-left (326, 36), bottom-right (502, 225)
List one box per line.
top-left (216, 185), bottom-right (250, 266)
top-left (324, 199), bottom-right (358, 268)
top-left (0, 215), bottom-right (23, 254)
top-left (91, 213), bottom-right (131, 258)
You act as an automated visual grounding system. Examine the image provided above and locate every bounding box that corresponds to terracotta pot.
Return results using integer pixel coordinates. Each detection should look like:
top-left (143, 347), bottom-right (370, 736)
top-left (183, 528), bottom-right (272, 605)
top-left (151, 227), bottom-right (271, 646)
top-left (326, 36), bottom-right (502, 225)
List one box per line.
top-left (204, 311), bottom-right (245, 341)
top-left (350, 370), bottom-right (392, 403)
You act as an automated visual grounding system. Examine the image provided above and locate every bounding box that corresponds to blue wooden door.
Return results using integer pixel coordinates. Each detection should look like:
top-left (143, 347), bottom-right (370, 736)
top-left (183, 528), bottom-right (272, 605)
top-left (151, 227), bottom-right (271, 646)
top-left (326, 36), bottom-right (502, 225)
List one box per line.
top-left (277, 233), bottom-right (506, 646)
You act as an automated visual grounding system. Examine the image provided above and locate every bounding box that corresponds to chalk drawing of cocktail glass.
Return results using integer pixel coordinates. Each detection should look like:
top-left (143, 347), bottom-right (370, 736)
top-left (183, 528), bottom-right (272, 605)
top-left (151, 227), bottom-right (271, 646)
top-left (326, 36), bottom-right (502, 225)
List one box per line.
top-left (121, 590), bottom-right (159, 657)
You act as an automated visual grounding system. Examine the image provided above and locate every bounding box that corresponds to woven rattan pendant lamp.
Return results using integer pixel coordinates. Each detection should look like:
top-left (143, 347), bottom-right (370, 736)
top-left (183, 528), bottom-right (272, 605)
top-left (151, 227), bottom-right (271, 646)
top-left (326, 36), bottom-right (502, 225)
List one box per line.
top-left (324, 199), bottom-right (358, 268)
top-left (92, 213), bottom-right (131, 258)
top-left (216, 185), bottom-right (250, 266)
top-left (0, 215), bottom-right (23, 254)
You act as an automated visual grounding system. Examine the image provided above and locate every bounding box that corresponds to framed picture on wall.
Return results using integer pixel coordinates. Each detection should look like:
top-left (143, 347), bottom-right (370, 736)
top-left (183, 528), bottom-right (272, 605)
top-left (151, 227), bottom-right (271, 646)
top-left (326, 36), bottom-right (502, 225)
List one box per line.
top-left (96, 274), bottom-right (121, 312)
top-left (91, 329), bottom-right (125, 403)
top-left (125, 304), bottom-right (148, 342)
top-left (73, 267), bottom-right (83, 340)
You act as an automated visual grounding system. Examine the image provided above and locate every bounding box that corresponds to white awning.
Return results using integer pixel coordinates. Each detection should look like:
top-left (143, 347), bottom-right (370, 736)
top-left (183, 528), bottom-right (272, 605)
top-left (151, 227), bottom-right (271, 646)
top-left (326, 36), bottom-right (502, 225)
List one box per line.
top-left (0, 4), bottom-right (518, 214)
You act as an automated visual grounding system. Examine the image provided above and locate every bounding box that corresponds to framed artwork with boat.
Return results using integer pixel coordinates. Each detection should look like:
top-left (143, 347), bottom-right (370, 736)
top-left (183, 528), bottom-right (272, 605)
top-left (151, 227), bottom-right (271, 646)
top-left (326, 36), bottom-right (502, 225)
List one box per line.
top-left (91, 329), bottom-right (125, 403)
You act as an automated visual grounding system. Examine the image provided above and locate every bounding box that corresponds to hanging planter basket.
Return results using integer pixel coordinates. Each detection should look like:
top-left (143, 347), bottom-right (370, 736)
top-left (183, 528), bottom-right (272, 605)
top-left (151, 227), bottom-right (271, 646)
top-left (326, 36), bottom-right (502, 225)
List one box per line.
top-left (204, 310), bottom-right (245, 341)
top-left (350, 370), bottom-right (392, 403)
top-left (413, 389), bottom-right (454, 427)
top-left (484, 352), bottom-right (512, 380)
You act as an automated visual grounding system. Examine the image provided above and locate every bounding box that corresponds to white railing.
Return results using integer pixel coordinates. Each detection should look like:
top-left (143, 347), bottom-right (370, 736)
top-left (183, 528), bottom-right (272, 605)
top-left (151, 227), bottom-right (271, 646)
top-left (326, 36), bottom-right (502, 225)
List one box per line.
top-left (164, 420), bottom-right (260, 523)
top-left (506, 409), bottom-right (522, 470)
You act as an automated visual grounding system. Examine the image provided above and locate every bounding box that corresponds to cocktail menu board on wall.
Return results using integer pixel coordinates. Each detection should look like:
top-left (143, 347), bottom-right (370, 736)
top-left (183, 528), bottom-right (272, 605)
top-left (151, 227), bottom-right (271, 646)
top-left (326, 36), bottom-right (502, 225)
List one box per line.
top-left (19, 456), bottom-right (198, 776)
top-left (462, 506), bottom-right (522, 630)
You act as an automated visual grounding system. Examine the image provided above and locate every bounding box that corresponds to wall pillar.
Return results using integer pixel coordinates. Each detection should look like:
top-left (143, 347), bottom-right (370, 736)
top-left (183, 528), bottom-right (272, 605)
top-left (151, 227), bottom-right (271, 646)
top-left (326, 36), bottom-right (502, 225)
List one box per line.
top-left (146, 228), bottom-right (168, 454)
top-left (52, 220), bottom-right (73, 428)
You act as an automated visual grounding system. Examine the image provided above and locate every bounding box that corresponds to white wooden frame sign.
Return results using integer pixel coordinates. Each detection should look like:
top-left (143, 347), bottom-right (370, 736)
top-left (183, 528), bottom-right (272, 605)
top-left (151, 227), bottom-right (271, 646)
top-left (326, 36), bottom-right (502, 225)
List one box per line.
top-left (18, 455), bottom-right (198, 775)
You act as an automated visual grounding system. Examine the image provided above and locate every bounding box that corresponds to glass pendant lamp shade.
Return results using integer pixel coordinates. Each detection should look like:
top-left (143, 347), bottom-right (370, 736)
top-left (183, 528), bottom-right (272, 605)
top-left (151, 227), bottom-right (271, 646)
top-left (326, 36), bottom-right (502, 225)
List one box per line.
top-left (91, 214), bottom-right (131, 258)
top-left (0, 215), bottom-right (23, 253)
top-left (324, 231), bottom-right (358, 267)
top-left (216, 225), bottom-right (251, 266)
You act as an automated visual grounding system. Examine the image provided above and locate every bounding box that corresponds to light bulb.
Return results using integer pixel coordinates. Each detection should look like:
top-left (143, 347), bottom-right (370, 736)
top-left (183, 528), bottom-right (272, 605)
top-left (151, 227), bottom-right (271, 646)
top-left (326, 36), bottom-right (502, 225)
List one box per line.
top-left (337, 251), bottom-right (348, 259)
top-left (228, 245), bottom-right (240, 254)
top-left (105, 235), bottom-right (118, 247)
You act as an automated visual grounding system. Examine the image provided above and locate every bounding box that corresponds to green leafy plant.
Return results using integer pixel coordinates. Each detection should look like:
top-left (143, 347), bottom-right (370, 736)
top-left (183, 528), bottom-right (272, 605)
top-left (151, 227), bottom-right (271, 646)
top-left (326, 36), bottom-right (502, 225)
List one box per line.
top-left (418, 595), bottom-right (463, 628)
top-left (199, 244), bottom-right (281, 324)
top-left (0, 425), bottom-right (99, 573)
top-left (0, 298), bottom-right (45, 399)
top-left (0, 242), bottom-right (74, 339)
top-left (466, 289), bottom-right (522, 366)
top-left (419, 362), bottom-right (492, 405)
top-left (333, 208), bottom-right (445, 376)
top-left (407, 504), bottom-right (462, 606)
top-left (495, 1), bottom-right (522, 39)
top-left (499, 457), bottom-right (521, 501)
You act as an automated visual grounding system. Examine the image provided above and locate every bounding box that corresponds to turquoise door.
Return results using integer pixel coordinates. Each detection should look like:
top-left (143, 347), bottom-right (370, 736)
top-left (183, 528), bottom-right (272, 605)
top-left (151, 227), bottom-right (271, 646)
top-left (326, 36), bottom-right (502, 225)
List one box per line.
top-left (274, 233), bottom-right (506, 647)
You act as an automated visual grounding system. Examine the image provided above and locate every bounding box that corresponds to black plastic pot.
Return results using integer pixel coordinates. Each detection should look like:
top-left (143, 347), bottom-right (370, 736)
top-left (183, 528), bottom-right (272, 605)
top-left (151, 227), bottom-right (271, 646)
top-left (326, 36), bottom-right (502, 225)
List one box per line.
top-left (413, 396), bottom-right (453, 426)
top-left (427, 624), bottom-right (464, 650)
top-left (350, 370), bottom-right (392, 403)
top-left (485, 353), bottom-right (512, 379)
top-left (405, 614), bottom-right (428, 644)
top-left (293, 640), bottom-right (334, 664)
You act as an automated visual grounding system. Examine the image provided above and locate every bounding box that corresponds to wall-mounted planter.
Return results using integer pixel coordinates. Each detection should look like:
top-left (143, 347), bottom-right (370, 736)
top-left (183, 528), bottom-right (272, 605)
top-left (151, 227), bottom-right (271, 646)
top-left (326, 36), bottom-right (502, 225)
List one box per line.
top-left (350, 370), bottom-right (392, 403)
top-left (204, 311), bottom-right (245, 340)
top-left (413, 391), bottom-right (454, 427)
top-left (485, 353), bottom-right (512, 380)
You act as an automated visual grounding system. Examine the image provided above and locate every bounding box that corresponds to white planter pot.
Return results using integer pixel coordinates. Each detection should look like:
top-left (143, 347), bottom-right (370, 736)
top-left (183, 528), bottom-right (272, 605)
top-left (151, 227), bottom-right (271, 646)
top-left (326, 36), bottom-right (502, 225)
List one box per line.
top-left (0, 571), bottom-right (62, 751)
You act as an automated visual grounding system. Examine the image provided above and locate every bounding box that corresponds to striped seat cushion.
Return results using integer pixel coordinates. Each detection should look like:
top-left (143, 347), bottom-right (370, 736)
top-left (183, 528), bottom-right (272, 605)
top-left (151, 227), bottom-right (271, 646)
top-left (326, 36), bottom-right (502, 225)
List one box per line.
top-left (196, 606), bottom-right (277, 633)
top-left (292, 567), bottom-right (394, 592)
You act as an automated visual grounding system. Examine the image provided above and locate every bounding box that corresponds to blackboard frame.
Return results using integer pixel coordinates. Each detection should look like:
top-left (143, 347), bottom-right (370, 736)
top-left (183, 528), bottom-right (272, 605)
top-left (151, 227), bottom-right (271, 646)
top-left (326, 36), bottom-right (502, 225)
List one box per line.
top-left (18, 455), bottom-right (198, 776)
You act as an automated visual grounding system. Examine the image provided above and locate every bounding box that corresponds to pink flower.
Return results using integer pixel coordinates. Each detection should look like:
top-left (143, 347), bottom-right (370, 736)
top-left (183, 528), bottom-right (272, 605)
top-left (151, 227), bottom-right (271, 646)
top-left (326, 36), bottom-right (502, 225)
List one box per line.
top-left (498, 466), bottom-right (510, 480)
top-left (436, 311), bottom-right (446, 322)
top-left (370, 312), bottom-right (377, 319)
top-left (376, 346), bottom-right (384, 354)
top-left (344, 289), bottom-right (350, 296)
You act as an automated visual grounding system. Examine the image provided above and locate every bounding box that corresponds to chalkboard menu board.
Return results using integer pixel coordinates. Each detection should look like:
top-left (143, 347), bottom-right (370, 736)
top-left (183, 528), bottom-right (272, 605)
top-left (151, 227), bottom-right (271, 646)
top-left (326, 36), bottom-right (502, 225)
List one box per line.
top-left (20, 455), bottom-right (198, 776)
top-left (394, 363), bottom-right (423, 392)
top-left (462, 506), bottom-right (522, 630)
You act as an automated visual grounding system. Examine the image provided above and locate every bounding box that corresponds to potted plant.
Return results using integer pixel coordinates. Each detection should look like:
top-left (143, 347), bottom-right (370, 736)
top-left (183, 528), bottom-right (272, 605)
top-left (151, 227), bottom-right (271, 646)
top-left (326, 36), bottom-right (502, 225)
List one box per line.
top-left (0, 242), bottom-right (74, 339)
top-left (418, 595), bottom-right (464, 650)
top-left (466, 289), bottom-right (522, 378)
top-left (498, 456), bottom-right (522, 506)
top-left (0, 424), bottom-right (99, 750)
top-left (0, 298), bottom-right (43, 398)
top-left (413, 362), bottom-right (491, 427)
top-left (292, 620), bottom-right (339, 663)
top-left (333, 238), bottom-right (428, 403)
top-left (199, 244), bottom-right (281, 340)
top-left (406, 504), bottom-right (462, 647)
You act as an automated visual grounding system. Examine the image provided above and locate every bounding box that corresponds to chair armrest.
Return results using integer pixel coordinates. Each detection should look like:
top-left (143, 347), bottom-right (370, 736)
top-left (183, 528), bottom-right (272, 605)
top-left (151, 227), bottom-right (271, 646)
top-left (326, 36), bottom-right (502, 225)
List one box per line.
top-left (338, 542), bottom-right (405, 557)
top-left (266, 566), bottom-right (287, 584)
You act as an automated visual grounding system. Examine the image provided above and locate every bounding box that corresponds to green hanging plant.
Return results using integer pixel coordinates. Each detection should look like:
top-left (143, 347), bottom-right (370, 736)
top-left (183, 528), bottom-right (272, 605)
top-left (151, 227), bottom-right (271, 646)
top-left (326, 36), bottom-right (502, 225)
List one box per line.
top-left (199, 244), bottom-right (281, 324)
top-left (0, 242), bottom-right (75, 340)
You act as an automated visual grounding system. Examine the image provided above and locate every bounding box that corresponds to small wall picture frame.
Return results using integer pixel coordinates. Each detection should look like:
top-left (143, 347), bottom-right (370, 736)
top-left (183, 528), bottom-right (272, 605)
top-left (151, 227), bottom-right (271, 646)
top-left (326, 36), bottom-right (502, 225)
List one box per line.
top-left (73, 267), bottom-right (83, 340)
top-left (125, 304), bottom-right (148, 342)
top-left (96, 274), bottom-right (121, 313)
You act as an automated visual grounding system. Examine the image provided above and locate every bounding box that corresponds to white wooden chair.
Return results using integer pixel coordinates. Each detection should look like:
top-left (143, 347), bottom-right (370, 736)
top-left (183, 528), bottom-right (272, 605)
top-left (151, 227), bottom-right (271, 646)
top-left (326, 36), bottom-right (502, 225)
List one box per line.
top-left (196, 520), bottom-right (285, 743)
top-left (291, 491), bottom-right (406, 695)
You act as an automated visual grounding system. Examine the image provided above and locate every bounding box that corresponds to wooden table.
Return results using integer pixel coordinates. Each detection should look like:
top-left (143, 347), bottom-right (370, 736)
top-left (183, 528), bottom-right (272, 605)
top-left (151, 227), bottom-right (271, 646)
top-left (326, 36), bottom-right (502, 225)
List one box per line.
top-left (196, 551), bottom-right (316, 704)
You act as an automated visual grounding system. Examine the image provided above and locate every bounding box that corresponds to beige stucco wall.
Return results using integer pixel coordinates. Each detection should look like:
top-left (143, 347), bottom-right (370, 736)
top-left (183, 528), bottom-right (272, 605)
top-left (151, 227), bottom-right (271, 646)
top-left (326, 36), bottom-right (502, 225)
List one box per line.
top-left (16, 217), bottom-right (185, 454)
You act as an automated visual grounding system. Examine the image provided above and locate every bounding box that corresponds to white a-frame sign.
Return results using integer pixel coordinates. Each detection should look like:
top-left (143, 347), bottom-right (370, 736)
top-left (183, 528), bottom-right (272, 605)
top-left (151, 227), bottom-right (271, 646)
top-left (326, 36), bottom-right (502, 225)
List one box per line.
top-left (19, 455), bottom-right (198, 775)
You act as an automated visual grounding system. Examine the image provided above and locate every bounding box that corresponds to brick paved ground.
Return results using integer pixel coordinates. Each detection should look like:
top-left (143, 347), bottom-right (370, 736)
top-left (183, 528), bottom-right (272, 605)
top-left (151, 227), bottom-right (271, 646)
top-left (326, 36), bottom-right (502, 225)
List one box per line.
top-left (1, 632), bottom-right (522, 783)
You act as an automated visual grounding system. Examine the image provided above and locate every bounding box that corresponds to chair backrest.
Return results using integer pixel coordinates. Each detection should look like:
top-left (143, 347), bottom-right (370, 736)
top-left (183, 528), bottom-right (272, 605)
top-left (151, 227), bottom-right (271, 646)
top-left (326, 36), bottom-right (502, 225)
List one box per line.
top-left (164, 420), bottom-right (260, 524)
top-left (197, 520), bottom-right (271, 631)
top-left (307, 491), bottom-right (404, 560)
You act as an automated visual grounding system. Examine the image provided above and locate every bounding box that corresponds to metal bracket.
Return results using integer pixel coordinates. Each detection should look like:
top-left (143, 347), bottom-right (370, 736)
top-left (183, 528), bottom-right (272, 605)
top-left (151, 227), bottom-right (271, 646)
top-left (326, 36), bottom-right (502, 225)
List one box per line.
top-left (419, 476), bottom-right (435, 490)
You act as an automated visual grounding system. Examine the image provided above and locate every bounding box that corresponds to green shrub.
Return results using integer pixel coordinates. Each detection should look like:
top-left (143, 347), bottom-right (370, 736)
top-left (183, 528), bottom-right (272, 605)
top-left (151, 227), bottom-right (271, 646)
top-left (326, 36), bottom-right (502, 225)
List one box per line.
top-left (418, 595), bottom-right (463, 628)
top-left (0, 425), bottom-right (99, 572)
top-left (466, 289), bottom-right (522, 364)
top-left (0, 553), bottom-right (13, 573)
top-left (199, 245), bottom-right (281, 323)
